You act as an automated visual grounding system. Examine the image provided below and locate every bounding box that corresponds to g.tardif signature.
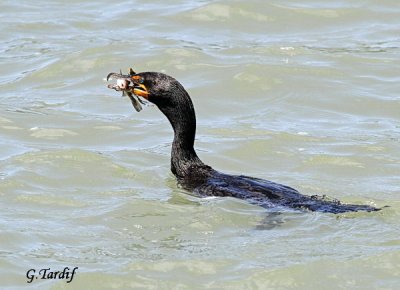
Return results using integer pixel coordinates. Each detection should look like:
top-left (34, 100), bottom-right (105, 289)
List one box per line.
top-left (26, 267), bottom-right (78, 283)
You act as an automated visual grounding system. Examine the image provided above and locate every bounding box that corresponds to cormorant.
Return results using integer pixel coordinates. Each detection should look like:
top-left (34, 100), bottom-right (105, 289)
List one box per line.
top-left (106, 69), bottom-right (379, 214)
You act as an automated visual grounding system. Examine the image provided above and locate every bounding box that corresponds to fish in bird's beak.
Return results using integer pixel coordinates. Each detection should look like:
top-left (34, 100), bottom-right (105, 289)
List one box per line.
top-left (106, 68), bottom-right (149, 112)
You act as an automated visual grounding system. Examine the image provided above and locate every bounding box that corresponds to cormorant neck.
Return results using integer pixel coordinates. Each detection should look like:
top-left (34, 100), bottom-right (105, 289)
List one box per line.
top-left (155, 89), bottom-right (205, 178)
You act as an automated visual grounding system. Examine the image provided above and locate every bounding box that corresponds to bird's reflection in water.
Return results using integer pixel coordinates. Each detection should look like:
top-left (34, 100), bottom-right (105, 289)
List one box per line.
top-left (255, 211), bottom-right (286, 230)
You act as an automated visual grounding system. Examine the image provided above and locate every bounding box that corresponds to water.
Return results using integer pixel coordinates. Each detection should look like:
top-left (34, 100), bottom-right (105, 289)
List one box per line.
top-left (1, 0), bottom-right (399, 289)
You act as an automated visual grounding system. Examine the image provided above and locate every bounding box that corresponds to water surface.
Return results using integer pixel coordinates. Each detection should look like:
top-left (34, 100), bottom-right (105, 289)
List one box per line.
top-left (1, 0), bottom-right (399, 289)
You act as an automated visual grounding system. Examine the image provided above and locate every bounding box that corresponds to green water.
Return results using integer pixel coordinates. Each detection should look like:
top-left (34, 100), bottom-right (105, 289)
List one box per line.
top-left (1, 0), bottom-right (399, 289)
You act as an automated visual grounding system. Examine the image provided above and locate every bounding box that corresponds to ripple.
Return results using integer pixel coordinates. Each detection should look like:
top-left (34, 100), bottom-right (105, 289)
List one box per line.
top-left (1, 1), bottom-right (399, 289)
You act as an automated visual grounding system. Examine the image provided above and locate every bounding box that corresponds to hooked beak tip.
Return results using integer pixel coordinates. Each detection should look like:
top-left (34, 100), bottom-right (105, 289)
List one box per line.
top-left (106, 73), bottom-right (113, 82)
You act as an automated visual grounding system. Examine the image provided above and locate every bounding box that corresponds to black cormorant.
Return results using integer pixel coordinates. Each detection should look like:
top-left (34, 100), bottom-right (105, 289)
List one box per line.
top-left (106, 70), bottom-right (379, 214)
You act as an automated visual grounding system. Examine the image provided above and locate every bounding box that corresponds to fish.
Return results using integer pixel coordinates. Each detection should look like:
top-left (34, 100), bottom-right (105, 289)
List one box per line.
top-left (106, 68), bottom-right (145, 112)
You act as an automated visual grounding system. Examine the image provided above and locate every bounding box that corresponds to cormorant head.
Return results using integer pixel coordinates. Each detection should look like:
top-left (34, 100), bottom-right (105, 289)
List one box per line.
top-left (107, 69), bottom-right (190, 109)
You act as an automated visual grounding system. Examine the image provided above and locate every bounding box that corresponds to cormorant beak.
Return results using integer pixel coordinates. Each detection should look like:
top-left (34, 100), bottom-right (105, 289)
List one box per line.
top-left (106, 72), bottom-right (149, 99)
top-left (106, 72), bottom-right (131, 91)
top-left (131, 76), bottom-right (150, 99)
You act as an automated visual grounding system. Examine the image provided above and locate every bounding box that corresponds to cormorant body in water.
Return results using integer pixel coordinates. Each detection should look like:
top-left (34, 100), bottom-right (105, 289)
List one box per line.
top-left (107, 70), bottom-right (379, 214)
